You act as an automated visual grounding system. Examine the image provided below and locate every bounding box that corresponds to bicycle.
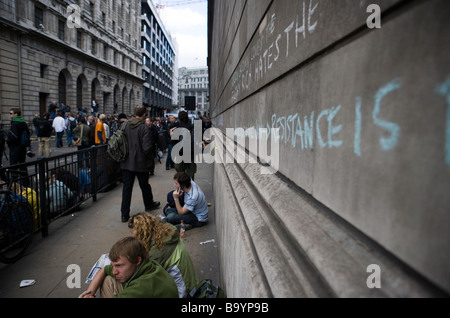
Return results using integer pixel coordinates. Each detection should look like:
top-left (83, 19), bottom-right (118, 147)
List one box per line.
top-left (0, 169), bottom-right (35, 263)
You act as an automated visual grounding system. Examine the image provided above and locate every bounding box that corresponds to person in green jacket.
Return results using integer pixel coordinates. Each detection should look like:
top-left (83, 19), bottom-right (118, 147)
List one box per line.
top-left (128, 212), bottom-right (199, 297)
top-left (79, 236), bottom-right (178, 298)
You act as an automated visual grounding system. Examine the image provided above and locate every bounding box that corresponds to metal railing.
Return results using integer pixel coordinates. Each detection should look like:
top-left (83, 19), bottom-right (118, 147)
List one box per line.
top-left (0, 145), bottom-right (120, 238)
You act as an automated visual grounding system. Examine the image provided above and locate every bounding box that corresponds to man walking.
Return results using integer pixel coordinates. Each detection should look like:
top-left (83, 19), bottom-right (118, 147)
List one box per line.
top-left (37, 112), bottom-right (52, 158)
top-left (52, 111), bottom-right (65, 148)
top-left (120, 105), bottom-right (160, 222)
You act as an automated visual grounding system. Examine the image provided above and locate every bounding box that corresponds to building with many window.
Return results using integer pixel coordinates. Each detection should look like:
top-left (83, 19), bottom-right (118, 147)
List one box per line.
top-left (141, 0), bottom-right (178, 117)
top-left (0, 0), bottom-right (143, 124)
top-left (178, 66), bottom-right (209, 116)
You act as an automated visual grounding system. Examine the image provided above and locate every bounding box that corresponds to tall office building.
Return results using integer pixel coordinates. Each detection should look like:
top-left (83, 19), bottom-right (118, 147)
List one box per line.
top-left (178, 66), bottom-right (209, 116)
top-left (141, 0), bottom-right (177, 117)
top-left (0, 0), bottom-right (143, 123)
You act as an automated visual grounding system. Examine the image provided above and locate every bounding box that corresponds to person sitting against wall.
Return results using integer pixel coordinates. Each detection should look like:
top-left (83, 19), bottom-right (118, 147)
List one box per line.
top-left (163, 172), bottom-right (208, 229)
top-left (128, 212), bottom-right (198, 297)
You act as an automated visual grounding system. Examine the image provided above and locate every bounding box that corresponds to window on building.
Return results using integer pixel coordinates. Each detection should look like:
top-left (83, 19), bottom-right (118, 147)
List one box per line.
top-left (77, 31), bottom-right (82, 49)
top-left (90, 2), bottom-right (95, 20)
top-left (58, 20), bottom-right (65, 41)
top-left (103, 44), bottom-right (108, 60)
top-left (40, 64), bottom-right (48, 78)
top-left (34, 6), bottom-right (43, 29)
top-left (91, 38), bottom-right (96, 55)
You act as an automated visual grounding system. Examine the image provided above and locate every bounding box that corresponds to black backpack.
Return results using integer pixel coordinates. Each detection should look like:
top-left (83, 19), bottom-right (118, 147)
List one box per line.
top-left (186, 279), bottom-right (226, 298)
top-left (21, 129), bottom-right (30, 147)
top-left (107, 121), bottom-right (129, 162)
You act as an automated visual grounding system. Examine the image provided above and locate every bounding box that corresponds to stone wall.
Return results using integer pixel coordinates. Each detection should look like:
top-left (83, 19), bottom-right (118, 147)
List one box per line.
top-left (208, 0), bottom-right (450, 297)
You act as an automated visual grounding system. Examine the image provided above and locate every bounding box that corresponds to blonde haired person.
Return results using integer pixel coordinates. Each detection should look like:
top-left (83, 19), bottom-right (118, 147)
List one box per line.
top-left (128, 212), bottom-right (198, 297)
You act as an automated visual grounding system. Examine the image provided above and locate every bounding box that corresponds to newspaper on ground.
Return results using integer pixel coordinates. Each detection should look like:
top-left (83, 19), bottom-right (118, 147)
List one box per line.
top-left (85, 253), bottom-right (111, 284)
top-left (20, 279), bottom-right (36, 288)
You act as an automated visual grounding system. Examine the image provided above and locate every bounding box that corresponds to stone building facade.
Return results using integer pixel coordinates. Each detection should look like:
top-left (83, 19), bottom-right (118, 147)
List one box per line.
top-left (178, 66), bottom-right (209, 116)
top-left (0, 0), bottom-right (143, 126)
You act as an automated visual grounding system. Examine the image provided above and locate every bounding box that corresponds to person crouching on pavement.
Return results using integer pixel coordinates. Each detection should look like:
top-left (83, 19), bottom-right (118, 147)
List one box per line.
top-left (128, 212), bottom-right (198, 297)
top-left (163, 172), bottom-right (208, 229)
top-left (79, 236), bottom-right (178, 298)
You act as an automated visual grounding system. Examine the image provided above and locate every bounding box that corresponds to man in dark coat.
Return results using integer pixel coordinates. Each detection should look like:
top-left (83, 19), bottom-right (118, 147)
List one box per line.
top-left (119, 105), bottom-right (160, 222)
top-left (37, 112), bottom-right (53, 158)
top-left (172, 111), bottom-right (196, 180)
top-left (7, 108), bottom-right (30, 166)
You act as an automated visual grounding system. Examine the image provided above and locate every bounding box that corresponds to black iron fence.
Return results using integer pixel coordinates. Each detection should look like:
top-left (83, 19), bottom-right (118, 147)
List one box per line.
top-left (0, 145), bottom-right (120, 237)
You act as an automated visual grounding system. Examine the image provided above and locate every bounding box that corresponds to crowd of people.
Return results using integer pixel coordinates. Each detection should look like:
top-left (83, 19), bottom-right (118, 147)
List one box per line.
top-left (1, 102), bottom-right (215, 298)
top-left (76, 105), bottom-right (213, 298)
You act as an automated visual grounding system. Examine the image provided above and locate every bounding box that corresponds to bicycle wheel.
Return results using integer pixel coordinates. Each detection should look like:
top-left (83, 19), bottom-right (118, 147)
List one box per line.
top-left (0, 202), bottom-right (34, 263)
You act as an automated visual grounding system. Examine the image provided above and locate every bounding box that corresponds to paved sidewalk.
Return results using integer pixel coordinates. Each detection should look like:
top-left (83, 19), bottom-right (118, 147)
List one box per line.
top-left (0, 154), bottom-right (219, 298)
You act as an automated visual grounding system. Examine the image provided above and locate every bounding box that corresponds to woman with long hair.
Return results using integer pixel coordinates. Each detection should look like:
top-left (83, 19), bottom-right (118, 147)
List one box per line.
top-left (128, 212), bottom-right (198, 297)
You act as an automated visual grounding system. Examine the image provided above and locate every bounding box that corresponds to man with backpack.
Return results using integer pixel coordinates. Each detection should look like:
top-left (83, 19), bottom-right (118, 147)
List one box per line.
top-left (119, 105), bottom-right (160, 222)
top-left (66, 113), bottom-right (77, 147)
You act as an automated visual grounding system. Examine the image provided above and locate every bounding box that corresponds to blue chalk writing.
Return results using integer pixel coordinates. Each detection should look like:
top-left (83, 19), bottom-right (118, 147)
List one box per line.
top-left (316, 108), bottom-right (328, 148)
top-left (239, 77), bottom-right (447, 167)
top-left (354, 97), bottom-right (362, 157)
top-left (327, 105), bottom-right (343, 148)
top-left (373, 78), bottom-right (402, 151)
top-left (304, 112), bottom-right (315, 149)
top-left (436, 76), bottom-right (450, 165)
top-left (316, 106), bottom-right (342, 148)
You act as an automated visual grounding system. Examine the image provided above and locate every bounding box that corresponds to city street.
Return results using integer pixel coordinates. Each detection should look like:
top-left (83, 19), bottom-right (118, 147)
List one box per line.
top-left (0, 141), bottom-right (219, 298)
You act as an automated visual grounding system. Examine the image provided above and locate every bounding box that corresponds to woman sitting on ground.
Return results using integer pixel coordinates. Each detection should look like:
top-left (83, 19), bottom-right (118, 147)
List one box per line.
top-left (128, 212), bottom-right (198, 297)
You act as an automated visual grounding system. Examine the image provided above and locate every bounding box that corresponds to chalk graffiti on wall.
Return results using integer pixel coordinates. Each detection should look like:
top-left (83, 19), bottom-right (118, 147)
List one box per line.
top-left (235, 77), bottom-right (450, 165)
top-left (231, 0), bottom-right (319, 103)
top-left (436, 76), bottom-right (450, 165)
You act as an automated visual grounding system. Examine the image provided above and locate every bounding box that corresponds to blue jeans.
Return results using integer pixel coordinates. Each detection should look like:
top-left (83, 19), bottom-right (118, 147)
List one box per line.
top-left (56, 131), bottom-right (64, 147)
top-left (166, 143), bottom-right (175, 169)
top-left (77, 141), bottom-right (91, 168)
top-left (164, 207), bottom-right (205, 227)
top-left (67, 129), bottom-right (74, 145)
top-left (167, 190), bottom-right (184, 208)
